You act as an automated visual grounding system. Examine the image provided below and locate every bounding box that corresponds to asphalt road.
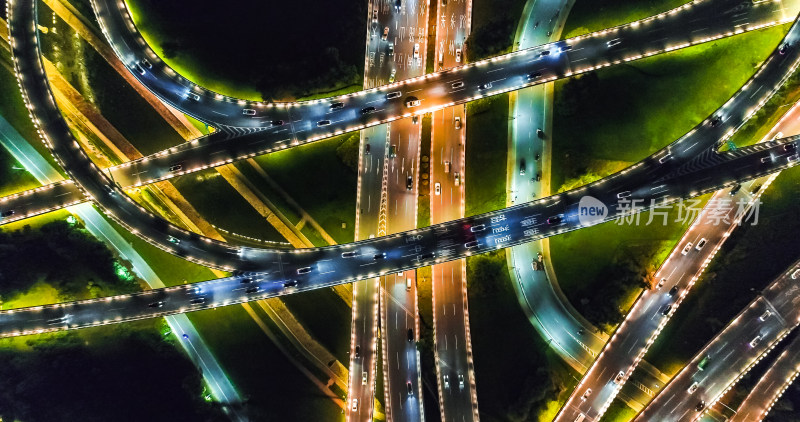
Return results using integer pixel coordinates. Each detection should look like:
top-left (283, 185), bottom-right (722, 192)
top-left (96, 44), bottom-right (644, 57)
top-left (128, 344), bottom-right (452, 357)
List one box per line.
top-left (728, 328), bottom-right (800, 422)
top-left (635, 258), bottom-right (800, 422)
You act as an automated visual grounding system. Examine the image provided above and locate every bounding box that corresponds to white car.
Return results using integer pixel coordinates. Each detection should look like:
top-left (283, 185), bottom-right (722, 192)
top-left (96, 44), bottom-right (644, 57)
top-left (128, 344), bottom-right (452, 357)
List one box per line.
top-left (792, 268), bottom-right (800, 279)
top-left (443, 374), bottom-right (450, 389)
top-left (352, 398), bottom-right (358, 411)
top-left (681, 242), bottom-right (693, 255)
top-left (454, 116), bottom-right (462, 129)
top-left (413, 43), bottom-right (420, 60)
top-left (614, 371), bottom-right (625, 384)
top-left (688, 382), bottom-right (699, 394)
top-left (362, 372), bottom-right (368, 385)
top-left (406, 99), bottom-right (422, 107)
top-left (695, 238), bottom-right (707, 250)
top-left (580, 388), bottom-right (592, 401)
top-left (749, 335), bottom-right (762, 348)
top-left (455, 48), bottom-right (462, 62)
top-left (435, 183), bottom-right (441, 195)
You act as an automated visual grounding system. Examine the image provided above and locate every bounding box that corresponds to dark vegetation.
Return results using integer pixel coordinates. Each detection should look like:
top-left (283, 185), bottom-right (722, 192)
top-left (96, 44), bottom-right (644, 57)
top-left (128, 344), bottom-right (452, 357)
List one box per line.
top-left (0, 220), bottom-right (140, 302)
top-left (127, 0), bottom-right (366, 100)
top-left (0, 322), bottom-right (226, 422)
top-left (464, 0), bottom-right (527, 61)
top-left (465, 95), bottom-right (509, 217)
top-left (467, 250), bottom-right (577, 421)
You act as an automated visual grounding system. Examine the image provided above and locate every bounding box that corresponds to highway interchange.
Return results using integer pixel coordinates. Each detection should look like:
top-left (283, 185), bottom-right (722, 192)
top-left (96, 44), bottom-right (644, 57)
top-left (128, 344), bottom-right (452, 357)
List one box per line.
top-left (2, 0), bottom-right (800, 420)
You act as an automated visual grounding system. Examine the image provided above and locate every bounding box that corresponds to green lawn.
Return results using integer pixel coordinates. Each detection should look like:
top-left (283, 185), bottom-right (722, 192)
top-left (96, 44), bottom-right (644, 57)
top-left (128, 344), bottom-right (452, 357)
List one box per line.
top-left (600, 399), bottom-right (638, 422)
top-left (562, 0), bottom-right (690, 39)
top-left (644, 167), bottom-right (800, 375)
top-left (465, 96), bottom-right (510, 217)
top-left (728, 69), bottom-right (800, 149)
top-left (281, 289), bottom-right (352, 363)
top-left (467, 250), bottom-right (579, 421)
top-left (187, 305), bottom-right (344, 421)
top-left (551, 25), bottom-right (788, 192)
top-left (170, 169), bottom-right (288, 244)
top-left (0, 145), bottom-right (40, 197)
top-left (250, 135), bottom-right (357, 245)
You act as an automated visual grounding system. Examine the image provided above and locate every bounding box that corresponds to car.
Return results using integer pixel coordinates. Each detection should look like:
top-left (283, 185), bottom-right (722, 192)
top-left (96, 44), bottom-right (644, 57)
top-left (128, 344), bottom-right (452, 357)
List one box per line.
top-left (297, 267), bottom-right (312, 275)
top-left (0, 210), bottom-right (15, 218)
top-left (132, 63), bottom-right (145, 75)
top-left (729, 183), bottom-right (742, 196)
top-left (536, 128), bottom-right (544, 139)
top-left (455, 48), bottom-right (462, 62)
top-left (519, 159), bottom-right (526, 175)
top-left (362, 371), bottom-right (368, 385)
top-left (617, 191), bottom-right (631, 199)
top-left (749, 335), bottom-right (762, 347)
top-left (668, 285), bottom-right (679, 296)
top-left (330, 102), bottom-right (345, 110)
top-left (444, 374), bottom-right (450, 389)
top-left (168, 236), bottom-right (180, 244)
top-left (283, 280), bottom-right (299, 288)
top-left (190, 297), bottom-right (206, 305)
top-left (387, 91), bottom-right (402, 100)
top-left (245, 286), bottom-right (260, 294)
top-left (547, 215), bottom-right (562, 225)
top-left (465, 240), bottom-right (479, 249)
top-left (454, 173), bottom-right (461, 186)
top-left (406, 99), bottom-right (422, 107)
top-left (614, 371), bottom-right (625, 384)
top-left (406, 278), bottom-right (413, 290)
top-left (140, 58), bottom-right (152, 69)
top-left (478, 82), bottom-right (492, 90)
top-left (413, 43), bottom-right (420, 60)
top-left (452, 81), bottom-right (465, 89)
top-left (774, 131), bottom-right (785, 140)
top-left (361, 106), bottom-right (377, 115)
top-left (695, 401), bottom-right (706, 412)
top-left (365, 143), bottom-right (371, 154)
top-left (535, 172), bottom-right (542, 182)
top-left (751, 184), bottom-right (763, 194)
top-left (539, 50), bottom-right (550, 57)
top-left (660, 304), bottom-right (673, 316)
top-left (760, 310), bottom-right (772, 321)
top-left (352, 398), bottom-right (358, 412)
top-left (784, 143), bottom-right (797, 152)
top-left (454, 116), bottom-right (462, 129)
top-left (659, 154), bottom-right (672, 164)
top-left (444, 160), bottom-right (451, 173)
top-left (407, 328), bottom-right (414, 342)
top-left (382, 26), bottom-right (389, 40)
top-left (419, 252), bottom-right (435, 260)
top-left (317, 120), bottom-right (332, 127)
top-left (698, 354), bottom-right (711, 371)
top-left (656, 278), bottom-right (666, 289)
top-left (470, 224), bottom-right (486, 232)
top-left (388, 43), bottom-right (395, 56)
top-left (580, 388), bottom-right (592, 401)
top-left (695, 238), bottom-right (707, 250)
top-left (373, 253), bottom-right (386, 260)
top-left (187, 92), bottom-right (200, 101)
top-left (761, 156), bottom-right (772, 164)
top-left (182, 333), bottom-right (189, 340)
top-left (412, 116), bottom-right (419, 124)
top-left (688, 382), bottom-right (699, 394)
top-left (406, 176), bottom-right (413, 191)
top-left (342, 251), bottom-right (358, 258)
top-left (372, 8), bottom-right (378, 23)
top-left (47, 316), bottom-right (69, 325)
top-left (271, 119), bottom-right (284, 127)
top-left (792, 268), bottom-right (800, 279)
top-left (779, 43), bottom-right (790, 55)
top-left (435, 183), bottom-right (441, 195)
top-left (407, 381), bottom-right (414, 395)
top-left (394, 0), bottom-right (401, 11)
top-left (458, 373), bottom-right (465, 389)
top-left (242, 108), bottom-right (256, 116)
top-left (710, 116), bottom-right (722, 127)
top-left (240, 277), bottom-right (253, 284)
top-left (575, 414), bottom-right (586, 422)
top-left (188, 286), bottom-right (202, 295)
top-left (148, 301), bottom-right (165, 308)
top-left (527, 72), bottom-right (542, 80)
top-left (681, 242), bottom-right (693, 255)
top-left (389, 144), bottom-right (397, 158)
top-left (355, 345), bottom-right (361, 358)
top-left (607, 39), bottom-right (622, 47)
top-left (169, 164), bottom-right (183, 172)
top-left (535, 153), bottom-right (541, 161)
top-left (561, 44), bottom-right (573, 52)
top-left (789, 154), bottom-right (800, 163)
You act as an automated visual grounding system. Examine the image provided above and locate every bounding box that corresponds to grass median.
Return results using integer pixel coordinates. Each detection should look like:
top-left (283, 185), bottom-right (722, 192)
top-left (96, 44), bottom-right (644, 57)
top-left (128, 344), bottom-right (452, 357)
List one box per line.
top-left (562, 0), bottom-right (690, 39)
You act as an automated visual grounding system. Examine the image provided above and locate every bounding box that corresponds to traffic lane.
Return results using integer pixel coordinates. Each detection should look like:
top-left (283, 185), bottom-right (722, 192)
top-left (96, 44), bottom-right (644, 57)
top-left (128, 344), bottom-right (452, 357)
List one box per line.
top-left (435, 0), bottom-right (469, 71)
top-left (385, 118), bottom-right (420, 224)
top-left (0, 138), bottom-right (795, 337)
top-left (730, 332), bottom-right (800, 422)
top-left (384, 272), bottom-right (422, 419)
top-left (91, 0), bottom-right (791, 130)
top-left (636, 294), bottom-right (797, 422)
top-left (0, 180), bottom-right (85, 225)
top-left (349, 277), bottom-right (380, 422)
